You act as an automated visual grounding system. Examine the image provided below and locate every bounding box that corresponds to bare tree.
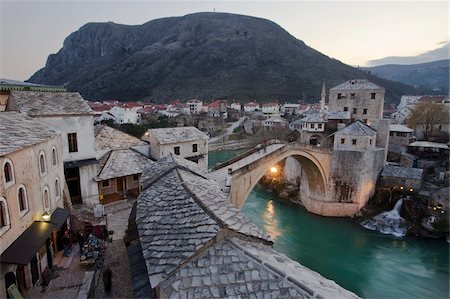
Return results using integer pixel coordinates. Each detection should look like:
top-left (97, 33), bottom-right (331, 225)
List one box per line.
top-left (407, 102), bottom-right (449, 140)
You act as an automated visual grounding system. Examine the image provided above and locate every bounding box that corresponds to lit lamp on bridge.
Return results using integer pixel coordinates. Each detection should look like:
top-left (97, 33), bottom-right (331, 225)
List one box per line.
top-left (270, 166), bottom-right (278, 174)
top-left (42, 211), bottom-right (51, 222)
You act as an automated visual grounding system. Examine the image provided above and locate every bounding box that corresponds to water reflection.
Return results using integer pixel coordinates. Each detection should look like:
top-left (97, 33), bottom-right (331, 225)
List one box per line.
top-left (263, 200), bottom-right (282, 240)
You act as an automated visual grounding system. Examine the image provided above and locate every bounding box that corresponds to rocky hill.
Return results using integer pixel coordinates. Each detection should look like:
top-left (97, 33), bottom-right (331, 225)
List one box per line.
top-left (363, 60), bottom-right (449, 93)
top-left (28, 12), bottom-right (417, 103)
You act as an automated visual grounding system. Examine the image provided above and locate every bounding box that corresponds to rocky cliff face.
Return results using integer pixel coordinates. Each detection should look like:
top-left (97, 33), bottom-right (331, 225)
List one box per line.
top-left (29, 12), bottom-right (416, 103)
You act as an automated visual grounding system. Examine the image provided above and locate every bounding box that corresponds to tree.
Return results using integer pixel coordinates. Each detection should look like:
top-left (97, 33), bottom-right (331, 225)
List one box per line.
top-left (407, 102), bottom-right (449, 140)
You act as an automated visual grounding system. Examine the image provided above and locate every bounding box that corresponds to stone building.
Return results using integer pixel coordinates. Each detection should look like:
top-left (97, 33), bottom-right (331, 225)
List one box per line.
top-left (328, 79), bottom-right (385, 128)
top-left (388, 124), bottom-right (414, 161)
top-left (380, 165), bottom-right (423, 191)
top-left (126, 155), bottom-right (358, 299)
top-left (264, 116), bottom-right (287, 129)
top-left (186, 99), bottom-right (203, 114)
top-left (0, 112), bottom-right (68, 298)
top-left (332, 121), bottom-right (377, 151)
top-left (7, 91), bottom-right (99, 207)
top-left (143, 126), bottom-right (209, 170)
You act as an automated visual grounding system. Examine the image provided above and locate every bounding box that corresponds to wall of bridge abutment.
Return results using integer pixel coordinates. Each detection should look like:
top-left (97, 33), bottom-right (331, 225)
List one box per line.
top-left (229, 144), bottom-right (386, 217)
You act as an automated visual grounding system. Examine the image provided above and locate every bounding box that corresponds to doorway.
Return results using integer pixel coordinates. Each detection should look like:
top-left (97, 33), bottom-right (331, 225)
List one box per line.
top-left (65, 167), bottom-right (82, 204)
top-left (30, 256), bottom-right (39, 286)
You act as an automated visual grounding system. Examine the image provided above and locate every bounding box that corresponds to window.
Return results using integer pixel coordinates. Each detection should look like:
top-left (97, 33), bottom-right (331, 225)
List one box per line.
top-left (0, 198), bottom-right (9, 230)
top-left (43, 187), bottom-right (50, 211)
top-left (369, 139), bottom-right (373, 145)
top-left (55, 179), bottom-right (60, 199)
top-left (343, 107), bottom-right (348, 112)
top-left (371, 93), bottom-right (376, 99)
top-left (192, 144), bottom-right (198, 153)
top-left (52, 148), bottom-right (57, 166)
top-left (18, 186), bottom-right (28, 215)
top-left (174, 146), bottom-right (180, 155)
top-left (337, 93), bottom-right (342, 99)
top-left (390, 132), bottom-right (394, 136)
top-left (352, 108), bottom-right (357, 114)
top-left (68, 133), bottom-right (78, 153)
top-left (39, 152), bottom-right (46, 175)
top-left (340, 138), bottom-right (345, 144)
top-left (133, 174), bottom-right (139, 181)
top-left (350, 93), bottom-right (355, 99)
top-left (102, 180), bottom-right (109, 188)
top-left (318, 123), bottom-right (323, 129)
top-left (3, 160), bottom-right (14, 185)
top-left (310, 123), bottom-right (314, 129)
top-left (363, 108), bottom-right (368, 115)
top-left (352, 139), bottom-right (357, 145)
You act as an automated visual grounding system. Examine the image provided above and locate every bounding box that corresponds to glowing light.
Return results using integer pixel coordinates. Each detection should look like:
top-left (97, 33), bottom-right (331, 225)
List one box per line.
top-left (42, 212), bottom-right (51, 222)
top-left (270, 166), bottom-right (278, 174)
top-left (409, 188), bottom-right (413, 192)
top-left (400, 186), bottom-right (404, 190)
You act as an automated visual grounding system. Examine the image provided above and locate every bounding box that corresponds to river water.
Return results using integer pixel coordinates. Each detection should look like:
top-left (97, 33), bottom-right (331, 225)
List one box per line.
top-left (209, 149), bottom-right (449, 298)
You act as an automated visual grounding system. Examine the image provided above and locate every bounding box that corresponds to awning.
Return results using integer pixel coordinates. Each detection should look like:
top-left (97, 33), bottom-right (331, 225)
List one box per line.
top-left (50, 207), bottom-right (70, 228)
top-left (1, 221), bottom-right (58, 265)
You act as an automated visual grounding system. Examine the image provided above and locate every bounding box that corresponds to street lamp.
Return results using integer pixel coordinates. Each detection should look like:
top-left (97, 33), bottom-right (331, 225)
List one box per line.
top-left (42, 212), bottom-right (51, 222)
top-left (270, 166), bottom-right (278, 174)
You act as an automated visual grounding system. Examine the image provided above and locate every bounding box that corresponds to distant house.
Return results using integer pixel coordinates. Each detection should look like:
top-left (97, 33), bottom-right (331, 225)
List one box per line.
top-left (264, 116), bottom-right (287, 129)
top-left (7, 91), bottom-right (99, 207)
top-left (186, 99), bottom-right (203, 114)
top-left (230, 102), bottom-right (241, 111)
top-left (380, 165), bottom-right (423, 192)
top-left (281, 103), bottom-right (300, 115)
top-left (298, 114), bottom-right (326, 133)
top-left (243, 101), bottom-right (260, 113)
top-left (208, 100), bottom-right (227, 118)
top-left (261, 102), bottom-right (280, 117)
top-left (388, 124), bottom-right (415, 161)
top-left (142, 126), bottom-right (209, 169)
top-left (108, 102), bottom-right (144, 124)
top-left (0, 112), bottom-right (68, 298)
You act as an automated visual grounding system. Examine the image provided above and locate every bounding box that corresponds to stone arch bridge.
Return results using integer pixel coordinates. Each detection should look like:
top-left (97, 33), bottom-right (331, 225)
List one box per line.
top-left (208, 141), bottom-right (385, 217)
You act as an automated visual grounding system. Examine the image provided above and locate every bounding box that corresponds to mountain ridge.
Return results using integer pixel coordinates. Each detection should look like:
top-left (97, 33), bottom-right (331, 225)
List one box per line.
top-left (28, 12), bottom-right (419, 103)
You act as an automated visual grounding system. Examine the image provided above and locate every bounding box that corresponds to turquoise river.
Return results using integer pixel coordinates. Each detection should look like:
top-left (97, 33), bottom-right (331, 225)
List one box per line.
top-left (209, 149), bottom-right (449, 299)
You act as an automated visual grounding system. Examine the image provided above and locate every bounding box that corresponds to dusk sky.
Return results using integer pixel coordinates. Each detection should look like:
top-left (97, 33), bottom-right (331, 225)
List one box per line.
top-left (1, 0), bottom-right (448, 81)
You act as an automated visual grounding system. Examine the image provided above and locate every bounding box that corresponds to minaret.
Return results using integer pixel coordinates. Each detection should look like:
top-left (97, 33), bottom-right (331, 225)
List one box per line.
top-left (320, 82), bottom-right (326, 116)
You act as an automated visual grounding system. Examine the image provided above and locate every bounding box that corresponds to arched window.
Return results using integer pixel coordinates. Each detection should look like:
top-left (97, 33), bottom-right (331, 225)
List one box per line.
top-left (43, 187), bottom-right (50, 211)
top-left (55, 179), bottom-right (60, 200)
top-left (39, 152), bottom-right (46, 175)
top-left (0, 197), bottom-right (10, 231)
top-left (3, 159), bottom-right (14, 187)
top-left (52, 148), bottom-right (57, 166)
top-left (18, 185), bottom-right (28, 215)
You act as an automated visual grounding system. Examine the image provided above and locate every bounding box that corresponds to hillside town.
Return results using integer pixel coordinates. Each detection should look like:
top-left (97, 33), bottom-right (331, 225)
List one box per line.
top-left (0, 76), bottom-right (449, 298)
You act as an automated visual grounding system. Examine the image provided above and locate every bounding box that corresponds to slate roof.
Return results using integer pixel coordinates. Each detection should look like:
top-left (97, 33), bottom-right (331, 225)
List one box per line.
top-left (329, 79), bottom-right (383, 91)
top-left (95, 124), bottom-right (147, 152)
top-left (335, 121), bottom-right (377, 136)
top-left (96, 149), bottom-right (154, 181)
top-left (147, 127), bottom-right (209, 144)
top-left (8, 91), bottom-right (93, 116)
top-left (389, 124), bottom-right (414, 133)
top-left (381, 165), bottom-right (423, 180)
top-left (409, 141), bottom-right (449, 149)
top-left (0, 112), bottom-right (58, 156)
top-left (299, 114), bottom-right (326, 123)
top-left (327, 111), bottom-right (351, 120)
top-left (134, 155), bottom-right (359, 299)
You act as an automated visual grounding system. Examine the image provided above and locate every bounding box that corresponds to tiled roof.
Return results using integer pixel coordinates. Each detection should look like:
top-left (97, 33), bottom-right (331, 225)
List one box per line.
top-left (330, 79), bottom-right (383, 91)
top-left (147, 126), bottom-right (209, 144)
top-left (134, 156), bottom-right (359, 298)
top-left (0, 112), bottom-right (58, 156)
top-left (9, 91), bottom-right (93, 116)
top-left (381, 165), bottom-right (423, 180)
top-left (95, 125), bottom-right (146, 152)
top-left (96, 149), bottom-right (154, 181)
top-left (389, 124), bottom-right (413, 133)
top-left (409, 141), bottom-right (449, 149)
top-left (336, 121), bottom-right (377, 136)
top-left (300, 114), bottom-right (326, 123)
top-left (327, 111), bottom-right (351, 120)
top-left (265, 116), bottom-right (286, 123)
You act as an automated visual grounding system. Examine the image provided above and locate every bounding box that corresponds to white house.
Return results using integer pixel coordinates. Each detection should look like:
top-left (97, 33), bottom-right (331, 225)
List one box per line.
top-left (243, 102), bottom-right (260, 113)
top-left (7, 91), bottom-right (99, 207)
top-left (108, 102), bottom-right (144, 124)
top-left (186, 99), bottom-right (203, 115)
top-left (264, 116), bottom-right (287, 129)
top-left (281, 103), bottom-right (300, 115)
top-left (0, 112), bottom-right (68, 298)
top-left (298, 114), bottom-right (327, 132)
top-left (142, 126), bottom-right (209, 170)
top-left (230, 102), bottom-right (242, 111)
top-left (261, 102), bottom-right (280, 117)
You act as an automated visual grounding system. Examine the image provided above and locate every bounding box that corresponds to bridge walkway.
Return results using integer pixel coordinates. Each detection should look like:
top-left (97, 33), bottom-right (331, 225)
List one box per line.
top-left (207, 143), bottom-right (285, 190)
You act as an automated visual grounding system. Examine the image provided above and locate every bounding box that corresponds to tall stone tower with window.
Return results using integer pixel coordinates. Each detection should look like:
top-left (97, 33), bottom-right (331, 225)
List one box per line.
top-left (328, 79), bottom-right (385, 128)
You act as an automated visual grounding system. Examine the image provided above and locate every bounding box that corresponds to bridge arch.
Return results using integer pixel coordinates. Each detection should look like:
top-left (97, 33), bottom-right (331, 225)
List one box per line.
top-left (230, 146), bottom-right (331, 209)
